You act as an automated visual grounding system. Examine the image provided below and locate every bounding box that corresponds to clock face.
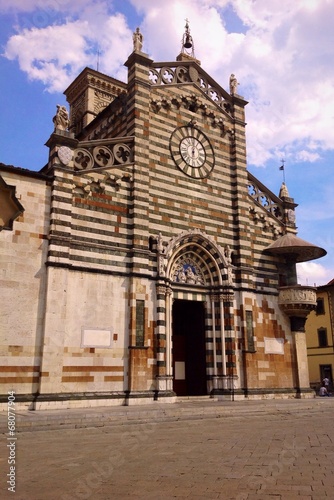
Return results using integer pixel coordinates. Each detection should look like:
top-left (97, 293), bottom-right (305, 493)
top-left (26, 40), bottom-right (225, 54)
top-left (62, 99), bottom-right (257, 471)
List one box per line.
top-left (180, 137), bottom-right (206, 167)
top-left (170, 126), bottom-right (215, 178)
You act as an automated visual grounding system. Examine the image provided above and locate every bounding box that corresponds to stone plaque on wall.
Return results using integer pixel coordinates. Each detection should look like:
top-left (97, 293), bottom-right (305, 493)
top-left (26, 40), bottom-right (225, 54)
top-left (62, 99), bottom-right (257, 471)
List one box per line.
top-left (81, 328), bottom-right (112, 348)
top-left (264, 337), bottom-right (284, 355)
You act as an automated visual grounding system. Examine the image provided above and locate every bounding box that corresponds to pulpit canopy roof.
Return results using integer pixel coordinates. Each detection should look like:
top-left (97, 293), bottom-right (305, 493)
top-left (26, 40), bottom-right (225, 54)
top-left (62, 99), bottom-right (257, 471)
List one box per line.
top-left (265, 232), bottom-right (326, 263)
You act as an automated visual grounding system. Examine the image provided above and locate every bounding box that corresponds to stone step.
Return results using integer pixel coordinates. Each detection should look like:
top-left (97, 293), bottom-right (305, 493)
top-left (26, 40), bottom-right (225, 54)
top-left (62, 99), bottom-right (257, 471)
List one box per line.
top-left (1, 397), bottom-right (334, 434)
top-left (176, 395), bottom-right (216, 403)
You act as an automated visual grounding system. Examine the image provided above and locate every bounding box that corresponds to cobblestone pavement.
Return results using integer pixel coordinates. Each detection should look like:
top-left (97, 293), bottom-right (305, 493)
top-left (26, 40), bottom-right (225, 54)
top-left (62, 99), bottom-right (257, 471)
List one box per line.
top-left (2, 399), bottom-right (334, 499)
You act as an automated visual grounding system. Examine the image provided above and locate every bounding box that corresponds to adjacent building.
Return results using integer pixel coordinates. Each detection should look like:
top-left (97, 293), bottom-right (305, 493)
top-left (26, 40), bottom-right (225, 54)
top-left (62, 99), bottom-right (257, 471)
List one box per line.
top-left (305, 279), bottom-right (334, 391)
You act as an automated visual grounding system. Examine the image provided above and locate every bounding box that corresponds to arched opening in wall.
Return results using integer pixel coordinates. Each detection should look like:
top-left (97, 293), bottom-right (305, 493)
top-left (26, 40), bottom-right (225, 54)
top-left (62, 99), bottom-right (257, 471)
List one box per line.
top-left (172, 299), bottom-right (207, 396)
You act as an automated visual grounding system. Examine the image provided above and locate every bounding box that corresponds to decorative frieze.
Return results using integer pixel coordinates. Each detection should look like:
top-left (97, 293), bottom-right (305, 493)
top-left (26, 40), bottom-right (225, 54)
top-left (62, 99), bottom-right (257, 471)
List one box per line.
top-left (149, 63), bottom-right (233, 118)
top-left (248, 171), bottom-right (298, 232)
top-left (56, 138), bottom-right (134, 172)
top-left (150, 95), bottom-right (234, 138)
top-left (248, 179), bottom-right (284, 222)
top-left (278, 286), bottom-right (317, 317)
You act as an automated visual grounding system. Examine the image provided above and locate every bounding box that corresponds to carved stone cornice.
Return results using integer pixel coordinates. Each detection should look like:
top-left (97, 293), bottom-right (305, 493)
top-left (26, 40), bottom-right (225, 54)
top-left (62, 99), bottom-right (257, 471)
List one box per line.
top-left (219, 292), bottom-right (235, 302)
top-left (64, 67), bottom-right (126, 104)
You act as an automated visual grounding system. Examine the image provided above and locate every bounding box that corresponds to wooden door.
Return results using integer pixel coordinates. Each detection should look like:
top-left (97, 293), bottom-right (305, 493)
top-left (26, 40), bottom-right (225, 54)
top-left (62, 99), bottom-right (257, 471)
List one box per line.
top-left (172, 300), bottom-right (207, 396)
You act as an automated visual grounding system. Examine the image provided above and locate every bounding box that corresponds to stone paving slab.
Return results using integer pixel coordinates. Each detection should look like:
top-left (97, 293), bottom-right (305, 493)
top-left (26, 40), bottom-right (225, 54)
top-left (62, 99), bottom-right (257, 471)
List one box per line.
top-left (1, 398), bottom-right (334, 499)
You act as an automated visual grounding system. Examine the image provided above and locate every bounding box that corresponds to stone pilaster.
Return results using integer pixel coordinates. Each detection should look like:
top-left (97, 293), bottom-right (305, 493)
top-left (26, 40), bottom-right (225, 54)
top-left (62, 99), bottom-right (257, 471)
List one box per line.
top-left (155, 283), bottom-right (173, 393)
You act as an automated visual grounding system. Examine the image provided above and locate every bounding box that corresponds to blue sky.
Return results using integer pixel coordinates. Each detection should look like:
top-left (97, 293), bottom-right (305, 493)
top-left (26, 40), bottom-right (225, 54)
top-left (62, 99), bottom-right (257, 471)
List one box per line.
top-left (0, 0), bottom-right (333, 285)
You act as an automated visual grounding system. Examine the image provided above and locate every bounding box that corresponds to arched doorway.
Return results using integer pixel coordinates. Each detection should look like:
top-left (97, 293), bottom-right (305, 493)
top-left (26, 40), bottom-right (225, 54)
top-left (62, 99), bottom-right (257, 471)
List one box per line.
top-left (154, 230), bottom-right (232, 397)
top-left (172, 299), bottom-right (207, 396)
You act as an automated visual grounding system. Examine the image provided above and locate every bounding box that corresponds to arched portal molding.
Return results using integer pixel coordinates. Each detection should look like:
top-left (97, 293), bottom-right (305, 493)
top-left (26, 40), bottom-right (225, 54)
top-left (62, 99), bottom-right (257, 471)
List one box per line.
top-left (158, 229), bottom-right (230, 287)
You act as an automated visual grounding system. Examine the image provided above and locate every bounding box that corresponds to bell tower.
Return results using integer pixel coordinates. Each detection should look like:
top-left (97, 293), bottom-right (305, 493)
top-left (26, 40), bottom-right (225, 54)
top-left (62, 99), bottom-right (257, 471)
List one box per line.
top-left (64, 67), bottom-right (127, 136)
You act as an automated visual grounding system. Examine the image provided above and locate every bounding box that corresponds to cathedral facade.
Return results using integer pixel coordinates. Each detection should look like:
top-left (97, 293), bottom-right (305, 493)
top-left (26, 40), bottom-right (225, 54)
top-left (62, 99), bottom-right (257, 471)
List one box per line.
top-left (0, 29), bottom-right (326, 410)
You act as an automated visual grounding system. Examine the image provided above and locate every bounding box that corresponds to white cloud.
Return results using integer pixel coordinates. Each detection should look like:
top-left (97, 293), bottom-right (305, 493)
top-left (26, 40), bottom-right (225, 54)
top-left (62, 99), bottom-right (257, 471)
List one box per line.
top-left (0, 0), bottom-right (94, 14)
top-left (0, 0), bottom-right (45, 12)
top-left (295, 150), bottom-right (321, 163)
top-left (3, 6), bottom-right (132, 92)
top-left (96, 14), bottom-right (133, 80)
top-left (219, 0), bottom-right (334, 166)
top-left (4, 21), bottom-right (91, 91)
top-left (297, 262), bottom-right (333, 287)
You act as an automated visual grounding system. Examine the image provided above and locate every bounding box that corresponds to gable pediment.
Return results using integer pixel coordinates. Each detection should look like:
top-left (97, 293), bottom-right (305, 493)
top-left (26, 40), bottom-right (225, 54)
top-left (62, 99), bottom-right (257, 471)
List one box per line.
top-left (149, 60), bottom-right (247, 117)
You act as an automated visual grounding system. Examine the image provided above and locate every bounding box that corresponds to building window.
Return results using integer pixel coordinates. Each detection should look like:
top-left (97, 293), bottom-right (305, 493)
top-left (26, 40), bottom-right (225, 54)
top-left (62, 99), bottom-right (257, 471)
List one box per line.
top-left (135, 300), bottom-right (145, 347)
top-left (318, 328), bottom-right (328, 347)
top-left (245, 310), bottom-right (255, 352)
top-left (316, 298), bottom-right (325, 315)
